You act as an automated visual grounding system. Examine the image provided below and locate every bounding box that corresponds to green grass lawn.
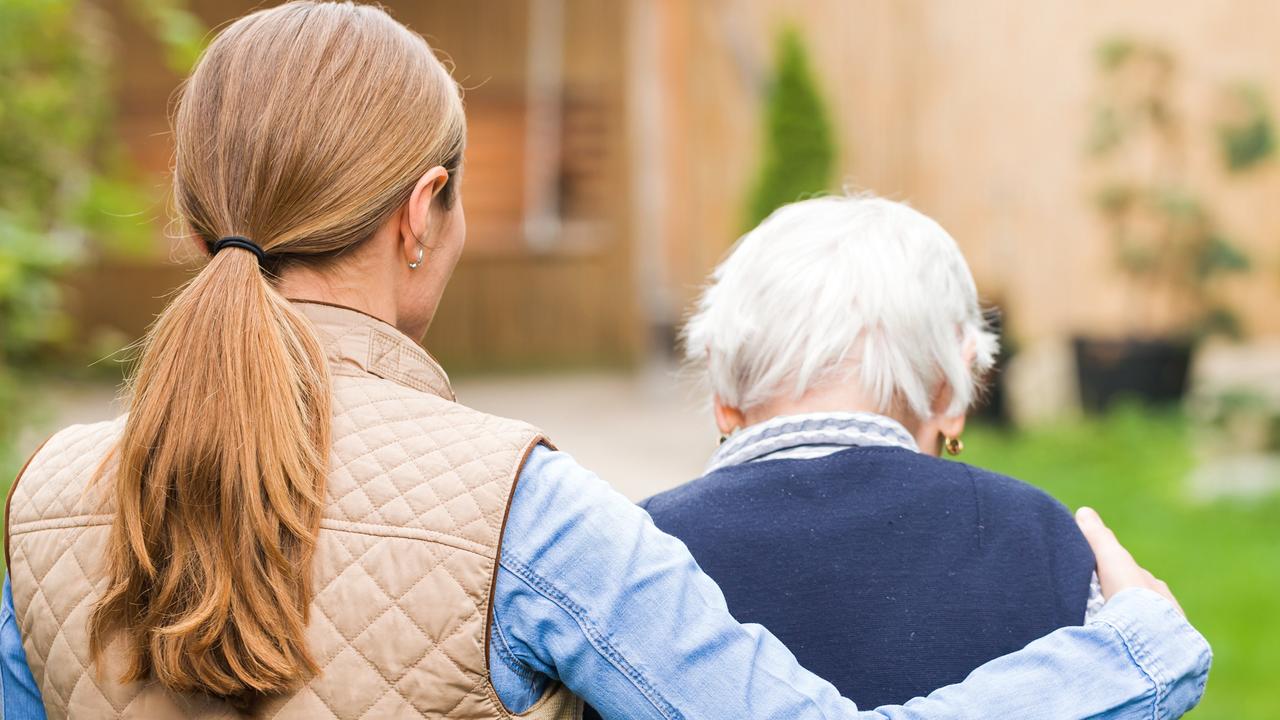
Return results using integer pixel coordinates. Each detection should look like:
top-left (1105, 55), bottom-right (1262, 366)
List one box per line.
top-left (965, 409), bottom-right (1279, 719)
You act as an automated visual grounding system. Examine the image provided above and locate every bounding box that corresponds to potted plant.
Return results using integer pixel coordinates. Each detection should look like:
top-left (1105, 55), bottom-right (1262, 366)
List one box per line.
top-left (1077, 38), bottom-right (1260, 413)
top-left (971, 303), bottom-right (1017, 426)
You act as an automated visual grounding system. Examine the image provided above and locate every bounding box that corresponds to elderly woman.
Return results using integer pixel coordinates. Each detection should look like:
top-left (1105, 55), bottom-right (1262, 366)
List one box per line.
top-left (640, 195), bottom-right (1102, 709)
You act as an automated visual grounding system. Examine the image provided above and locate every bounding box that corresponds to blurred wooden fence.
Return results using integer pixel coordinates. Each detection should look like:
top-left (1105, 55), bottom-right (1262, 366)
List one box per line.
top-left (84, 0), bottom-right (640, 372)
top-left (652, 0), bottom-right (1280, 344)
top-left (73, 245), bottom-right (638, 374)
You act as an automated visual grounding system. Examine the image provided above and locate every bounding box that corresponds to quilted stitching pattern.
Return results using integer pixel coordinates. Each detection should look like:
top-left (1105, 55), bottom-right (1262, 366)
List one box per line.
top-left (7, 303), bottom-right (581, 719)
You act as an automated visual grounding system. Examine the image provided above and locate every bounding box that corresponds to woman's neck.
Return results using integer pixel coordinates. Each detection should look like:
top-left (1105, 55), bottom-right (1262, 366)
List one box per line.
top-left (744, 384), bottom-right (919, 436)
top-left (277, 259), bottom-right (399, 330)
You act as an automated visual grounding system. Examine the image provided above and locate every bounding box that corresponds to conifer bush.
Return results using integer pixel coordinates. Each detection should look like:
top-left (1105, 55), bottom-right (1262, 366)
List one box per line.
top-left (744, 27), bottom-right (837, 232)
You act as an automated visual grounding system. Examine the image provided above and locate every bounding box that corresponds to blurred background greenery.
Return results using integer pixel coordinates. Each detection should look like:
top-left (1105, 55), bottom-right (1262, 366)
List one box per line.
top-left (1, 1), bottom-right (1277, 716)
top-left (967, 410), bottom-right (1278, 719)
top-left (0, 0), bottom-right (205, 463)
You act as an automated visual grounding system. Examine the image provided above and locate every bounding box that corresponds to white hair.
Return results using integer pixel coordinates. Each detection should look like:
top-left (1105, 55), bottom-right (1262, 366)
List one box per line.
top-left (684, 194), bottom-right (998, 420)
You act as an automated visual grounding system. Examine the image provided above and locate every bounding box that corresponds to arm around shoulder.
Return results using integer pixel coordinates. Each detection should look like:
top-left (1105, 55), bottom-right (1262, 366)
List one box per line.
top-left (495, 448), bottom-right (1211, 719)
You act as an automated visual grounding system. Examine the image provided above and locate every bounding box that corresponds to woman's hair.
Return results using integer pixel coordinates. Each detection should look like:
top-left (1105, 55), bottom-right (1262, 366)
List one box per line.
top-left (88, 1), bottom-right (465, 702)
top-left (684, 194), bottom-right (998, 421)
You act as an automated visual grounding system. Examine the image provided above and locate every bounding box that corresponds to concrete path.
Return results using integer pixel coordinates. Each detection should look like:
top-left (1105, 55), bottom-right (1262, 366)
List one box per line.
top-left (454, 365), bottom-right (716, 500)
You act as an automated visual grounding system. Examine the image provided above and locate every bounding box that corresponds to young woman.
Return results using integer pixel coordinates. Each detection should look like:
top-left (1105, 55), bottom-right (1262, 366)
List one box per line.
top-left (0, 3), bottom-right (1208, 718)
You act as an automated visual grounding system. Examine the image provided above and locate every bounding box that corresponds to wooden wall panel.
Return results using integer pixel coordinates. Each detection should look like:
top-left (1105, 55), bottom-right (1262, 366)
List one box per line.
top-left (84, 0), bottom-right (640, 371)
top-left (658, 0), bottom-right (1280, 344)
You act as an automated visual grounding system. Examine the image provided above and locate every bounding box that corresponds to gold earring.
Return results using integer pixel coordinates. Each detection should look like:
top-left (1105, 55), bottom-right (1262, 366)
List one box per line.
top-left (944, 436), bottom-right (964, 456)
top-left (407, 245), bottom-right (424, 270)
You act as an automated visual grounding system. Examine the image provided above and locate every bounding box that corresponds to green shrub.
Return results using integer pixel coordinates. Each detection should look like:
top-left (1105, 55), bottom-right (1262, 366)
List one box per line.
top-left (0, 0), bottom-right (204, 466)
top-left (743, 27), bottom-right (836, 232)
top-left (1218, 83), bottom-right (1275, 172)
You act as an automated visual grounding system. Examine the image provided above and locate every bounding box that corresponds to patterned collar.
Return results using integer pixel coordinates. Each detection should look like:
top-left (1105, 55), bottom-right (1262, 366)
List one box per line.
top-left (706, 411), bottom-right (919, 474)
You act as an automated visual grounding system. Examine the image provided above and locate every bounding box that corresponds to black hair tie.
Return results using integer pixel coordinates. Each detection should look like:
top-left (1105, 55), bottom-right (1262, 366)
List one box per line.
top-left (212, 236), bottom-right (267, 267)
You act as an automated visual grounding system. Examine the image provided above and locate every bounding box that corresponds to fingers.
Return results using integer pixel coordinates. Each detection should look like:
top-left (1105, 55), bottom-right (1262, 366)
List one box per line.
top-left (1075, 506), bottom-right (1185, 617)
top-left (1075, 506), bottom-right (1136, 586)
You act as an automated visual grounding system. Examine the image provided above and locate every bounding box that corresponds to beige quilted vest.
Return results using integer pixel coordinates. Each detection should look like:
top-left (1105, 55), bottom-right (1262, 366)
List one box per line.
top-left (5, 301), bottom-right (583, 720)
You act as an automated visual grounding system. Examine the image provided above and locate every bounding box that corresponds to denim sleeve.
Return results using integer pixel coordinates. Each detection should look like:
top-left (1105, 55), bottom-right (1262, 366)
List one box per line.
top-left (1, 575), bottom-right (46, 719)
top-left (489, 445), bottom-right (1211, 719)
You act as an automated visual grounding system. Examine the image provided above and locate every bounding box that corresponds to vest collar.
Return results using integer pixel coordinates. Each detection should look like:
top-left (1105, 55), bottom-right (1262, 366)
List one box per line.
top-left (291, 299), bottom-right (455, 401)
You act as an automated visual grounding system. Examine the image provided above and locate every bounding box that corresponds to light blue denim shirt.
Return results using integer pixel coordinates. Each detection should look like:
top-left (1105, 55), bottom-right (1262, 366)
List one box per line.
top-left (2, 444), bottom-right (1210, 718)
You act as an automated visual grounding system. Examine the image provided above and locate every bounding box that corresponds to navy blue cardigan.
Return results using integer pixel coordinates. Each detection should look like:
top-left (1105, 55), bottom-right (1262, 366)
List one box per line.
top-left (606, 446), bottom-right (1094, 712)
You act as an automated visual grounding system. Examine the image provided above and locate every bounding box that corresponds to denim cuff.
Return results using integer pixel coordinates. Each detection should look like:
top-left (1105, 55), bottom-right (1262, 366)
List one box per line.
top-left (1090, 588), bottom-right (1213, 718)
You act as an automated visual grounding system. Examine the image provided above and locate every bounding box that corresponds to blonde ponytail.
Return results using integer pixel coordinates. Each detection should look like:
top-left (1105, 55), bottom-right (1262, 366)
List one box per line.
top-left (88, 1), bottom-right (465, 703)
top-left (91, 246), bottom-right (330, 696)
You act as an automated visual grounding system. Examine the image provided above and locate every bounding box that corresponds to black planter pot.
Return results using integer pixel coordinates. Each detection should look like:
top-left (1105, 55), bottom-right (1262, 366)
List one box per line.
top-left (972, 306), bottom-right (1014, 425)
top-left (1073, 336), bottom-right (1193, 414)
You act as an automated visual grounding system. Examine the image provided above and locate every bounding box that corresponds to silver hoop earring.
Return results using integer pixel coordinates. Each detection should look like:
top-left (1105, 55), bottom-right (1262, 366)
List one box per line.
top-left (407, 245), bottom-right (424, 270)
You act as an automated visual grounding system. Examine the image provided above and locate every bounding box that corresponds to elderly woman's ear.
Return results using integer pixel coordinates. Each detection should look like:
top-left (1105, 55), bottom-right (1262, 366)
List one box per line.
top-left (916, 338), bottom-right (979, 456)
top-left (714, 399), bottom-right (747, 439)
top-left (919, 402), bottom-right (967, 457)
